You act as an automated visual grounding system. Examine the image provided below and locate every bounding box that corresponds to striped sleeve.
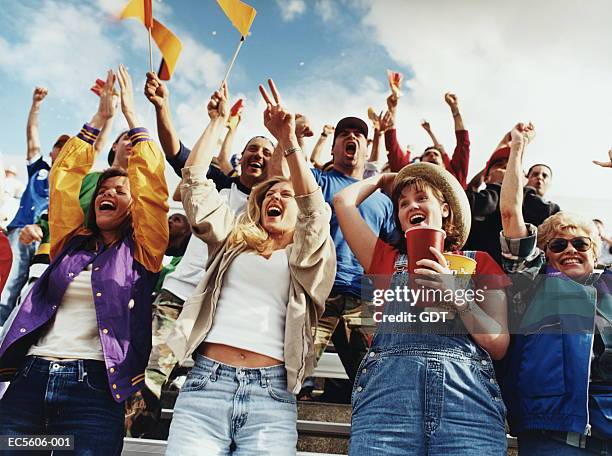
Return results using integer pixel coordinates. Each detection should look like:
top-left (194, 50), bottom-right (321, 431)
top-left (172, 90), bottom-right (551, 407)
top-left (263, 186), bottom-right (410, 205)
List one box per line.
top-left (128, 127), bottom-right (151, 146)
top-left (77, 124), bottom-right (101, 145)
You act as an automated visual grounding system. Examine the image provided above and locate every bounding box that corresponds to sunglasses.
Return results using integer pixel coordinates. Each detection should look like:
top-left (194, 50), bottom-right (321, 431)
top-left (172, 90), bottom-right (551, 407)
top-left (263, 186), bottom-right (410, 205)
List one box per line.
top-left (546, 236), bottom-right (592, 254)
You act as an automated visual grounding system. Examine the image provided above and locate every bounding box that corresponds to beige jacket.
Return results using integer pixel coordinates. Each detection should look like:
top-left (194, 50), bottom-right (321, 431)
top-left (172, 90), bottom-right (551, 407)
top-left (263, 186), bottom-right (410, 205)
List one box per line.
top-left (167, 166), bottom-right (336, 393)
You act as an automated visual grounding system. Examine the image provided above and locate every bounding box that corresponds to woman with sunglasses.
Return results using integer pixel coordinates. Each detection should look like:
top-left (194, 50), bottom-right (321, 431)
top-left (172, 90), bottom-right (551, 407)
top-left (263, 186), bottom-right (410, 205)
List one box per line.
top-left (500, 123), bottom-right (612, 454)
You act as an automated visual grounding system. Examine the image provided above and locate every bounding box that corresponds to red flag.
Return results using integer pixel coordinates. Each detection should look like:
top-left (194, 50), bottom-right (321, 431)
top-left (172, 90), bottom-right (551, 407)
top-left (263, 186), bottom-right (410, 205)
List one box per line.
top-left (143, 0), bottom-right (153, 29)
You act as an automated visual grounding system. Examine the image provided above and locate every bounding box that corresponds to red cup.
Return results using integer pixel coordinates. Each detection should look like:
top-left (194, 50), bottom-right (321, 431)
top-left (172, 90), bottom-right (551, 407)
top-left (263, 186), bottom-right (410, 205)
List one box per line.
top-left (405, 226), bottom-right (446, 307)
top-left (405, 226), bottom-right (446, 274)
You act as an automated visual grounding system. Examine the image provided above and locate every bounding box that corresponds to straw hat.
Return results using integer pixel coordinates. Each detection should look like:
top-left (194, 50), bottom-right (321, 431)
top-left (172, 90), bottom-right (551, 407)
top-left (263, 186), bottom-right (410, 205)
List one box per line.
top-left (392, 162), bottom-right (472, 248)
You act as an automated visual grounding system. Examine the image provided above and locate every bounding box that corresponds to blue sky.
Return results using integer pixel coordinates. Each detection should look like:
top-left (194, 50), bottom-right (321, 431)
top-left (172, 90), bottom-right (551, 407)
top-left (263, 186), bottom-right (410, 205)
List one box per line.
top-left (0, 0), bottom-right (611, 225)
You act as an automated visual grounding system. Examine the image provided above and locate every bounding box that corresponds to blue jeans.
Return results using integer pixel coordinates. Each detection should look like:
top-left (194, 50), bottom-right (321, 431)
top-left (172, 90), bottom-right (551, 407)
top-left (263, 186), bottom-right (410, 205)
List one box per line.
top-left (518, 431), bottom-right (612, 455)
top-left (0, 356), bottom-right (125, 455)
top-left (166, 354), bottom-right (298, 456)
top-left (349, 334), bottom-right (507, 455)
top-left (0, 227), bottom-right (37, 326)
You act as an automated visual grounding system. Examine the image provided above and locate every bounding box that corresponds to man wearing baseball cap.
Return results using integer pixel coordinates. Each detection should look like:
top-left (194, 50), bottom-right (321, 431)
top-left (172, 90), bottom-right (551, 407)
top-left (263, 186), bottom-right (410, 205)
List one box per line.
top-left (307, 116), bottom-right (396, 393)
top-left (0, 87), bottom-right (68, 327)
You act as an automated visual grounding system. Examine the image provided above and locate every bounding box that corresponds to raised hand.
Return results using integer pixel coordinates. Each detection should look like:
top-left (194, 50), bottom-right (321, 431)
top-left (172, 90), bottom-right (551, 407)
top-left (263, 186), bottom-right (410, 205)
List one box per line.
top-left (593, 149), bottom-right (612, 168)
top-left (144, 72), bottom-right (169, 110)
top-left (207, 82), bottom-right (229, 120)
top-left (444, 92), bottom-right (459, 112)
top-left (98, 70), bottom-right (117, 120)
top-left (421, 119), bottom-right (431, 131)
top-left (322, 124), bottom-right (335, 137)
top-left (295, 113), bottom-right (314, 138)
top-left (32, 87), bottom-right (48, 105)
top-left (259, 79), bottom-right (296, 145)
top-left (510, 122), bottom-right (536, 148)
top-left (379, 111), bottom-right (394, 132)
top-left (117, 64), bottom-right (137, 128)
top-left (386, 93), bottom-right (399, 113)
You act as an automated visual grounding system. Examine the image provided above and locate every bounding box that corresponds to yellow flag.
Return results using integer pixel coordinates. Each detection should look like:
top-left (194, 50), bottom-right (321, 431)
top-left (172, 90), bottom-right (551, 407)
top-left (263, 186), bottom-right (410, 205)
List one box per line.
top-left (216, 0), bottom-right (257, 37)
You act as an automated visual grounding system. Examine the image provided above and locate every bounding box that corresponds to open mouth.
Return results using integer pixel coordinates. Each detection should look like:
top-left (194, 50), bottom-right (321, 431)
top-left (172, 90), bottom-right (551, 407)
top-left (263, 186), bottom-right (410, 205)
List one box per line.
top-left (248, 160), bottom-right (263, 171)
top-left (267, 205), bottom-right (283, 217)
top-left (409, 213), bottom-right (427, 225)
top-left (345, 141), bottom-right (357, 156)
top-left (98, 200), bottom-right (116, 212)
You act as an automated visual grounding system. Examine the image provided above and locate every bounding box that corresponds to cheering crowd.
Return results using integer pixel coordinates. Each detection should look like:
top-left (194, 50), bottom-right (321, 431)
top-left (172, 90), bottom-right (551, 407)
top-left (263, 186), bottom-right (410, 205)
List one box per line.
top-left (0, 64), bottom-right (610, 456)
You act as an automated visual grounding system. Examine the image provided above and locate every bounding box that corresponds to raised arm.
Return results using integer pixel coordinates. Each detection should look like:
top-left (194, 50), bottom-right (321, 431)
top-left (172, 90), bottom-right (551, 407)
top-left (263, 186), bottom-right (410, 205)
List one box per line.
top-left (180, 84), bottom-right (237, 249)
top-left (117, 65), bottom-right (169, 272)
top-left (384, 94), bottom-right (411, 171)
top-left (260, 79), bottom-right (335, 314)
top-left (144, 71), bottom-right (181, 159)
top-left (217, 123), bottom-right (238, 175)
top-left (26, 87), bottom-right (48, 161)
top-left (420, 119), bottom-right (442, 149)
top-left (49, 72), bottom-right (116, 258)
top-left (259, 79), bottom-right (317, 197)
top-left (500, 123), bottom-right (535, 239)
top-left (444, 93), bottom-right (469, 189)
top-left (310, 125), bottom-right (333, 168)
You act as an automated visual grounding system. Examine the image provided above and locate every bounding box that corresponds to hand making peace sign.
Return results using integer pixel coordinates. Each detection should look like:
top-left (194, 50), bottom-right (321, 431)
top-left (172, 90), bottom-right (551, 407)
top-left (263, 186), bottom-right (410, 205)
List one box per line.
top-left (259, 79), bottom-right (297, 146)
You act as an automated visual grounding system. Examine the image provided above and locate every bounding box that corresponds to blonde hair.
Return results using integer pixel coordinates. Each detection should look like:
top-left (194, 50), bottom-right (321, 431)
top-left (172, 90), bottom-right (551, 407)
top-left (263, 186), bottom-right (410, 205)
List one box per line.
top-left (537, 212), bottom-right (601, 257)
top-left (226, 176), bottom-right (292, 253)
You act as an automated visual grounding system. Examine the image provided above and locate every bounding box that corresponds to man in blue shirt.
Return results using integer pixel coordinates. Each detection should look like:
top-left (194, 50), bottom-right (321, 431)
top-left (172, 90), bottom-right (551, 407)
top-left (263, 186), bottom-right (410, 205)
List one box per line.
top-left (310, 117), bottom-right (395, 385)
top-left (0, 88), bottom-right (68, 326)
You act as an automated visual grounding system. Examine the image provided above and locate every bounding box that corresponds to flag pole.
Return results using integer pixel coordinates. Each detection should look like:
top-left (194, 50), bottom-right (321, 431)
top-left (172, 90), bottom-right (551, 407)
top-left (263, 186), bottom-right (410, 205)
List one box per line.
top-left (222, 36), bottom-right (246, 85)
top-left (148, 28), bottom-right (154, 73)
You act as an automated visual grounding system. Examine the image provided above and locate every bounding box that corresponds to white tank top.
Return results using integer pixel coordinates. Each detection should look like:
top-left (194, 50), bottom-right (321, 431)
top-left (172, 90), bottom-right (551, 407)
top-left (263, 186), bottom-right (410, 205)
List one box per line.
top-left (205, 249), bottom-right (290, 361)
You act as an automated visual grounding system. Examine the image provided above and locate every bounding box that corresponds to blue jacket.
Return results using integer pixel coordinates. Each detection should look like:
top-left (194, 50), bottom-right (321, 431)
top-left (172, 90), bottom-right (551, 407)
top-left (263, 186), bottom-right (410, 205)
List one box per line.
top-left (501, 226), bottom-right (612, 437)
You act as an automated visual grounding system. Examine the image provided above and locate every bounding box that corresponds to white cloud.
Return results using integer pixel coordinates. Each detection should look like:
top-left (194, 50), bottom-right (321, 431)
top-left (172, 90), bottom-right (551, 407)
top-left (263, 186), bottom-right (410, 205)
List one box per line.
top-left (275, 0), bottom-right (306, 21)
top-left (360, 0), bottom-right (612, 202)
top-left (0, 1), bottom-right (122, 118)
top-left (315, 0), bottom-right (338, 22)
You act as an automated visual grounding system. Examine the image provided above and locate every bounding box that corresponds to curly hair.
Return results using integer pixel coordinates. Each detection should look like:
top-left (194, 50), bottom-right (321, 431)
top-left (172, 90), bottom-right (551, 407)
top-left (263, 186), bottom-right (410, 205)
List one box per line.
top-left (537, 212), bottom-right (600, 258)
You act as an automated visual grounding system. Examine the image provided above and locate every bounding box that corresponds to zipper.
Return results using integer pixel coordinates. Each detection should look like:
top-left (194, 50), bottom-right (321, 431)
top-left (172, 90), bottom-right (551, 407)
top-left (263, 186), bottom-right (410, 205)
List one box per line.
top-left (584, 286), bottom-right (597, 436)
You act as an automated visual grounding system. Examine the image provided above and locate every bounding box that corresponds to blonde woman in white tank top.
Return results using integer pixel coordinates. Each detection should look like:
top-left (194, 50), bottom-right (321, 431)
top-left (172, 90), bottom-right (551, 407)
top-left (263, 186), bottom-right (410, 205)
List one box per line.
top-left (165, 81), bottom-right (336, 456)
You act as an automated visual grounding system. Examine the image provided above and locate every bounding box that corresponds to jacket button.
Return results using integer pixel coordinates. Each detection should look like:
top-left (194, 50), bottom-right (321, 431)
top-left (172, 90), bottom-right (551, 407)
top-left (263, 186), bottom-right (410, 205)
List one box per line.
top-left (128, 300), bottom-right (134, 309)
top-left (112, 384), bottom-right (117, 389)
top-left (489, 378), bottom-right (496, 384)
top-left (109, 367), bottom-right (115, 374)
top-left (94, 267), bottom-right (100, 271)
top-left (357, 386), bottom-right (363, 392)
top-left (68, 272), bottom-right (74, 277)
top-left (19, 328), bottom-right (26, 333)
top-left (102, 328), bottom-right (109, 334)
top-left (96, 292), bottom-right (102, 297)
top-left (115, 394), bottom-right (121, 399)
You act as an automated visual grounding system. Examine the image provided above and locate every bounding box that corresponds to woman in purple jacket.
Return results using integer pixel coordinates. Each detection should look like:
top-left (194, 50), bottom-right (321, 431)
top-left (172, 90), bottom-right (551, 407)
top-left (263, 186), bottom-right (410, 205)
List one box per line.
top-left (0, 68), bottom-right (169, 455)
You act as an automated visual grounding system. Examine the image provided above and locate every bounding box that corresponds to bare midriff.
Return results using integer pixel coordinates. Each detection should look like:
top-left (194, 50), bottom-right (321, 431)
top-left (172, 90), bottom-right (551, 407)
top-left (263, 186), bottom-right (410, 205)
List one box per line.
top-left (198, 342), bottom-right (282, 368)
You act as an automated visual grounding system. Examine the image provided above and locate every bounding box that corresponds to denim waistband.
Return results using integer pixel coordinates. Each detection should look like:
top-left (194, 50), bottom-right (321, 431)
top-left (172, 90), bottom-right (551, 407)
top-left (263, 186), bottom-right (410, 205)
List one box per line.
top-left (370, 334), bottom-right (487, 361)
top-left (20, 356), bottom-right (107, 378)
top-left (194, 354), bottom-right (287, 381)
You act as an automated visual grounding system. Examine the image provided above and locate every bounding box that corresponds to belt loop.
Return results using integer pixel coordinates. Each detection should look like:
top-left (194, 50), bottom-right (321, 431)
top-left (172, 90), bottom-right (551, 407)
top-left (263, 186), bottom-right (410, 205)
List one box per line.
top-left (78, 360), bottom-right (85, 382)
top-left (210, 363), bottom-right (219, 382)
top-left (259, 368), bottom-right (268, 388)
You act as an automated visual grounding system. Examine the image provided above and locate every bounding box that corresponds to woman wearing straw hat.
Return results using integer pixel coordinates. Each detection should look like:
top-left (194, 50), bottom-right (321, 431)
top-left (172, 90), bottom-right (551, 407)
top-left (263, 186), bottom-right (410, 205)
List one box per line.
top-left (334, 162), bottom-right (511, 454)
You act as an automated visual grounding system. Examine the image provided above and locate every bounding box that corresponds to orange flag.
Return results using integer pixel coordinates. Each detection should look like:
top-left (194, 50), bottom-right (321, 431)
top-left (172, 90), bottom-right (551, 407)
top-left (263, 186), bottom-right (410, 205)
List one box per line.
top-left (216, 0), bottom-right (257, 37)
top-left (119, 0), bottom-right (182, 80)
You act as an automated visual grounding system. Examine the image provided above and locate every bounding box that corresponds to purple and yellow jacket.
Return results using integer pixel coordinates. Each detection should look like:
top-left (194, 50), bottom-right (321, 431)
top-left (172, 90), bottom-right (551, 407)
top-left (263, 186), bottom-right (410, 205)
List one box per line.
top-left (0, 124), bottom-right (169, 403)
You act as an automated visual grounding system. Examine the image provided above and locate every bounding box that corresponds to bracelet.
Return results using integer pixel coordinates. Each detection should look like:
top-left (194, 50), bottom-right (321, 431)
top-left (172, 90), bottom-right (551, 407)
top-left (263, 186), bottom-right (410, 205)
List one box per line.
top-left (284, 147), bottom-right (301, 158)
